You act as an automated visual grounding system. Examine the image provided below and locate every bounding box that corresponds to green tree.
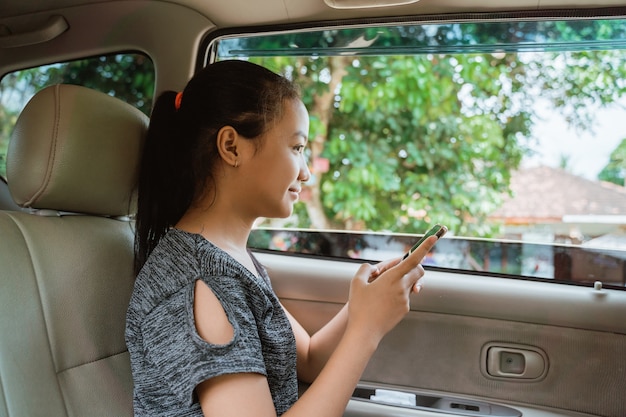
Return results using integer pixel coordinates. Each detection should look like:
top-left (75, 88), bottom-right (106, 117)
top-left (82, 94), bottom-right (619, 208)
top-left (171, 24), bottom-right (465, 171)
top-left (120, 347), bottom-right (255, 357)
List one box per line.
top-left (249, 20), bottom-right (626, 236)
top-left (598, 138), bottom-right (626, 186)
top-left (0, 107), bottom-right (17, 178)
top-left (253, 52), bottom-right (524, 235)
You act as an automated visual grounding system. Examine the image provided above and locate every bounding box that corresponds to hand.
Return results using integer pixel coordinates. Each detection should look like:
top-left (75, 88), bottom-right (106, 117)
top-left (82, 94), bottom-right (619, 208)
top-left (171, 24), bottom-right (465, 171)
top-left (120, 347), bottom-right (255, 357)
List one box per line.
top-left (346, 235), bottom-right (438, 345)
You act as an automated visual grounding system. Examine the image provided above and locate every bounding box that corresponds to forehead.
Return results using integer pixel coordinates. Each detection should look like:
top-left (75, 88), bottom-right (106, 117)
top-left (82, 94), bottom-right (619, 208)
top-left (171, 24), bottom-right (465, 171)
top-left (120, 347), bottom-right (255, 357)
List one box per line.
top-left (283, 98), bottom-right (308, 119)
top-left (253, 99), bottom-right (308, 150)
top-left (272, 99), bottom-right (309, 133)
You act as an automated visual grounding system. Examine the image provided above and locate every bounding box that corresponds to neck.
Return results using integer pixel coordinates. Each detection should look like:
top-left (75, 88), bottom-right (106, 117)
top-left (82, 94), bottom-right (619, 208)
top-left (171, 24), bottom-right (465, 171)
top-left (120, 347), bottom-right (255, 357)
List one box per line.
top-left (176, 206), bottom-right (260, 277)
top-left (174, 199), bottom-right (259, 272)
top-left (177, 208), bottom-right (251, 248)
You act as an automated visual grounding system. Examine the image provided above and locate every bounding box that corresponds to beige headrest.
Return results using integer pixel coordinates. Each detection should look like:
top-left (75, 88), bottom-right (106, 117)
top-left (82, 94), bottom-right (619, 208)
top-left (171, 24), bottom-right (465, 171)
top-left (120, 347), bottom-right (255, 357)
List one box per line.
top-left (7, 84), bottom-right (148, 216)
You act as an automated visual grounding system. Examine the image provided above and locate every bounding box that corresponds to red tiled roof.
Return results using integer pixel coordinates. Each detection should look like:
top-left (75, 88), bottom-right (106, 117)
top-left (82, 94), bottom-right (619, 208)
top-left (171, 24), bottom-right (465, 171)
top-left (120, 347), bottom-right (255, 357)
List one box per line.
top-left (489, 166), bottom-right (626, 221)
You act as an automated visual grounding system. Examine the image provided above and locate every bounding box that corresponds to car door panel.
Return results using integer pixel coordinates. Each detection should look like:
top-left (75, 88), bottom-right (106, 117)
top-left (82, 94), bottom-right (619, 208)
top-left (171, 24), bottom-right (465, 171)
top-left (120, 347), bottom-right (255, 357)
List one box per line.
top-left (257, 251), bottom-right (626, 417)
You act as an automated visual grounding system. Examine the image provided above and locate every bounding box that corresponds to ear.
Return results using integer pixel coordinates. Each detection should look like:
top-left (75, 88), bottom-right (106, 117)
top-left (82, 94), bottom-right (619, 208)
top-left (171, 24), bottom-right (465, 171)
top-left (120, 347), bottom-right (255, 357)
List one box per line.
top-left (216, 126), bottom-right (240, 167)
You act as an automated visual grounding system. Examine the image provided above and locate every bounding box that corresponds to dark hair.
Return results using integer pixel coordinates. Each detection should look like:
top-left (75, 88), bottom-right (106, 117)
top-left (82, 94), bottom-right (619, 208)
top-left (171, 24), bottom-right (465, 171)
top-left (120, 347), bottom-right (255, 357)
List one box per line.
top-left (134, 60), bottom-right (301, 273)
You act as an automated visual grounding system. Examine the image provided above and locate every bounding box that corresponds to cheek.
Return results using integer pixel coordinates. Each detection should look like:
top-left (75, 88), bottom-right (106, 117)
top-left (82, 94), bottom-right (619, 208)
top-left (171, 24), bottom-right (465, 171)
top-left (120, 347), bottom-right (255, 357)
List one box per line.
top-left (270, 154), bottom-right (300, 179)
top-left (250, 150), bottom-right (300, 194)
top-left (254, 159), bottom-right (291, 192)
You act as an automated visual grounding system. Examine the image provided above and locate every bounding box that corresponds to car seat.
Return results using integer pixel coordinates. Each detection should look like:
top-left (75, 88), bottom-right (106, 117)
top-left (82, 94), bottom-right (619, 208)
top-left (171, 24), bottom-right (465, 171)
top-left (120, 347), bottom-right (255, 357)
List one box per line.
top-left (0, 84), bottom-right (147, 417)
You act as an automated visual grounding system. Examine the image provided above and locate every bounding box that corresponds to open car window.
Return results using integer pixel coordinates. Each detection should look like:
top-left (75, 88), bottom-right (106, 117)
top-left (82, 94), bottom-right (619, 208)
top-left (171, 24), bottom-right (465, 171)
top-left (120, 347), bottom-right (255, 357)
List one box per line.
top-left (207, 12), bottom-right (626, 289)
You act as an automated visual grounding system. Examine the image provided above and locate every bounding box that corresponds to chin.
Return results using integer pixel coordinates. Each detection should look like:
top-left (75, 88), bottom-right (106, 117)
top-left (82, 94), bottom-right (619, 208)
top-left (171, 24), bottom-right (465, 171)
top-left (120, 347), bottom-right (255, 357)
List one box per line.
top-left (277, 203), bottom-right (295, 219)
top-left (262, 204), bottom-right (293, 220)
top-left (277, 208), bottom-right (294, 219)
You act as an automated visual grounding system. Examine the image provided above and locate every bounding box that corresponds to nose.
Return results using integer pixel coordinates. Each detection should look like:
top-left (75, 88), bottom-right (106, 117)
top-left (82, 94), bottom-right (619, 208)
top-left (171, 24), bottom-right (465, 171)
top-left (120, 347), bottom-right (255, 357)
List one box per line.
top-left (299, 155), bottom-right (311, 183)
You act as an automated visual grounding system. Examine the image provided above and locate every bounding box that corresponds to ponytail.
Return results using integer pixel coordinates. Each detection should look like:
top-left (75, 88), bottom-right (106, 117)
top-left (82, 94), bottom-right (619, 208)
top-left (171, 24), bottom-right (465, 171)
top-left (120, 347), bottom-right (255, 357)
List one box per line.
top-left (134, 91), bottom-right (195, 273)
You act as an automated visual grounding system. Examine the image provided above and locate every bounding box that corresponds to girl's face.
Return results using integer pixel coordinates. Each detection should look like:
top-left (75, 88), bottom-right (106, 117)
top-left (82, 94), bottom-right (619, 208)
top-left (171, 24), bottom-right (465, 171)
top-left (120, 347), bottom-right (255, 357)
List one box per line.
top-left (238, 98), bottom-right (311, 220)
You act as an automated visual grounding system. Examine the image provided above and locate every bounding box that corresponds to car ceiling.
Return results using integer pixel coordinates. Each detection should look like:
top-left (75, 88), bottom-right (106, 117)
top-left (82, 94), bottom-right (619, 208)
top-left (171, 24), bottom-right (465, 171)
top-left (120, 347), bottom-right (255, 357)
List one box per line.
top-left (2, 0), bottom-right (626, 26)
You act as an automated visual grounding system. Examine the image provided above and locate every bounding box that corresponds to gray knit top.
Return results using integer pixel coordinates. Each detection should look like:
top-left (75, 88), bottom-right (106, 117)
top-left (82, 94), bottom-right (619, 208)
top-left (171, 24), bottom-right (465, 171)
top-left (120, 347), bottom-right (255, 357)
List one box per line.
top-left (125, 228), bottom-right (298, 416)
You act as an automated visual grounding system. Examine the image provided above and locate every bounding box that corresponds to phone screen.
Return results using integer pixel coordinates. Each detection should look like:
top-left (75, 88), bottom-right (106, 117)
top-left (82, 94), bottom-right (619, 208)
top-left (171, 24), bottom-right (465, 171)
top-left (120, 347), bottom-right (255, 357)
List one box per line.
top-left (402, 224), bottom-right (448, 260)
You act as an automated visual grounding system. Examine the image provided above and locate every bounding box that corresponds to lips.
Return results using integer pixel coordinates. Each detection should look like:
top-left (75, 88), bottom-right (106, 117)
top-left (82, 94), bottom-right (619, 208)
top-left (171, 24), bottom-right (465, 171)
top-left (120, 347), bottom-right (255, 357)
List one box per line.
top-left (288, 186), bottom-right (301, 194)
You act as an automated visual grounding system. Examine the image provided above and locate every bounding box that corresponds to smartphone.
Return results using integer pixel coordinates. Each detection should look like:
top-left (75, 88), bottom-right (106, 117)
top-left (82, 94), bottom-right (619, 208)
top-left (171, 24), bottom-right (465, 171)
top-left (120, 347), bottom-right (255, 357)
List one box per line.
top-left (402, 224), bottom-right (448, 260)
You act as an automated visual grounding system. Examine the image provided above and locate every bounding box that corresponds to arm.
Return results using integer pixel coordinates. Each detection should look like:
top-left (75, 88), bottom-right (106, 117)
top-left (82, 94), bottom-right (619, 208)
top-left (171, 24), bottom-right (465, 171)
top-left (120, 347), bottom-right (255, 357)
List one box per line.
top-left (196, 235), bottom-right (438, 417)
top-left (283, 303), bottom-right (348, 383)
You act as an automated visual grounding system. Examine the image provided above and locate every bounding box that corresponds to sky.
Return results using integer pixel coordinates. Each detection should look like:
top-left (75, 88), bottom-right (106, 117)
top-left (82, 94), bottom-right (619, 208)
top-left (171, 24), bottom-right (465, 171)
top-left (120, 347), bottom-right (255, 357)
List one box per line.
top-left (523, 99), bottom-right (625, 181)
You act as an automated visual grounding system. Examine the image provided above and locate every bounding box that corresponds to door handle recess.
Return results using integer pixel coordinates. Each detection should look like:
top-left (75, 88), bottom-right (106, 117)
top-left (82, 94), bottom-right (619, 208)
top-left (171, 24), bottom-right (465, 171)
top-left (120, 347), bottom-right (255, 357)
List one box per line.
top-left (482, 343), bottom-right (548, 380)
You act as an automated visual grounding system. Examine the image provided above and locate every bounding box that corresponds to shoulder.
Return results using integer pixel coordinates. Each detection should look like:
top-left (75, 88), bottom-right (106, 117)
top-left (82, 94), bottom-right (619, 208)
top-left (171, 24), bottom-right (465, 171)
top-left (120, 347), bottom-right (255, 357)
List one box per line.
top-left (127, 229), bottom-right (203, 323)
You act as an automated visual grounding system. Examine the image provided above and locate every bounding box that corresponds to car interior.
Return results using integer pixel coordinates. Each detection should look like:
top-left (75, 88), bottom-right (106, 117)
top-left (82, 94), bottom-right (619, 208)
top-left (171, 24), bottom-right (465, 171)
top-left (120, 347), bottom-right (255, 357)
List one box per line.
top-left (0, 84), bottom-right (147, 416)
top-left (1, 1), bottom-right (625, 417)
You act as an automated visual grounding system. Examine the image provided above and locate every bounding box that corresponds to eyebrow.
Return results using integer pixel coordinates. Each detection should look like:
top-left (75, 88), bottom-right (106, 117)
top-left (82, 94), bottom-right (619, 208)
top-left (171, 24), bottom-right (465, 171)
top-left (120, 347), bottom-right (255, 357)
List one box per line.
top-left (294, 131), bottom-right (308, 142)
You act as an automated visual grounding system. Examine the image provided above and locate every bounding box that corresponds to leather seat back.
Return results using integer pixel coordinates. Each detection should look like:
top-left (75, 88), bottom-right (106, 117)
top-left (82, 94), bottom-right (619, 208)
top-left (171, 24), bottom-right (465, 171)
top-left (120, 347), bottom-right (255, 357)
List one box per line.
top-left (0, 84), bottom-right (147, 417)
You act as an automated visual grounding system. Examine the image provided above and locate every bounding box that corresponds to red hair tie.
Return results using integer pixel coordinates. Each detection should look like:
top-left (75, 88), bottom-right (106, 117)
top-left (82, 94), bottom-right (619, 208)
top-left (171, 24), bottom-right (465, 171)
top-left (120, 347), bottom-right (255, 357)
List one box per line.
top-left (174, 92), bottom-right (183, 110)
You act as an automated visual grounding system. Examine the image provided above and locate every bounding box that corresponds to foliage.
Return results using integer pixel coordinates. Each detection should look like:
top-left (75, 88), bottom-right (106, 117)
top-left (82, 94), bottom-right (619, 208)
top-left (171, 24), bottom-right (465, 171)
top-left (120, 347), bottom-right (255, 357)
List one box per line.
top-left (0, 107), bottom-right (17, 179)
top-left (254, 43), bottom-right (626, 237)
top-left (598, 139), bottom-right (626, 186)
top-left (243, 18), bottom-right (626, 237)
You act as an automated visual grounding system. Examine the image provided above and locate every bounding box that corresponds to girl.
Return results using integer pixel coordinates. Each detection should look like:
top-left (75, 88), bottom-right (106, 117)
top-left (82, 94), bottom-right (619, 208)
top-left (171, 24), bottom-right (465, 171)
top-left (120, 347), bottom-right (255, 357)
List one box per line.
top-left (126, 59), bottom-right (438, 417)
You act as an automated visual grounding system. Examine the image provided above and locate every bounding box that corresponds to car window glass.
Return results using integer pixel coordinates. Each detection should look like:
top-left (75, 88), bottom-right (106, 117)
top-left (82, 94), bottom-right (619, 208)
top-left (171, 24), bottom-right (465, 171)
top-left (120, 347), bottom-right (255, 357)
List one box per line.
top-left (0, 53), bottom-right (155, 180)
top-left (212, 15), bottom-right (626, 289)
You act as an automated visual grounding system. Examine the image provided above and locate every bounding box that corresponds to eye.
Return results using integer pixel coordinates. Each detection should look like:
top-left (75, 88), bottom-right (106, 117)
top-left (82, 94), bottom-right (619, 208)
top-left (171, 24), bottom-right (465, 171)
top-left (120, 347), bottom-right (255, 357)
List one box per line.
top-left (293, 144), bottom-right (306, 154)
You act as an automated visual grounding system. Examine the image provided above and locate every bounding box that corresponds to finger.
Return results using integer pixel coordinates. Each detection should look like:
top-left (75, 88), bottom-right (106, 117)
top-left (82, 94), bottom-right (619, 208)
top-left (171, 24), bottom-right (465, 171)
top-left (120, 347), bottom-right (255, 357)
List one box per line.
top-left (400, 235), bottom-right (439, 271)
top-left (401, 264), bottom-right (425, 292)
top-left (355, 263), bottom-right (379, 285)
top-left (369, 257), bottom-right (402, 281)
top-left (412, 277), bottom-right (424, 294)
